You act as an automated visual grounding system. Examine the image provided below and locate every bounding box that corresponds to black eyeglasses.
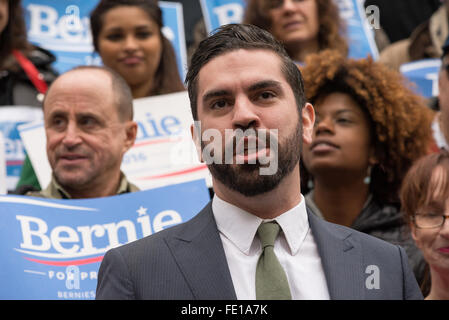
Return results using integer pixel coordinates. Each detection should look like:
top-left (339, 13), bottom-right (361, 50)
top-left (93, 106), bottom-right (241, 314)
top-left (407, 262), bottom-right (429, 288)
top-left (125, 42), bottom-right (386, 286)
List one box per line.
top-left (413, 213), bottom-right (449, 229)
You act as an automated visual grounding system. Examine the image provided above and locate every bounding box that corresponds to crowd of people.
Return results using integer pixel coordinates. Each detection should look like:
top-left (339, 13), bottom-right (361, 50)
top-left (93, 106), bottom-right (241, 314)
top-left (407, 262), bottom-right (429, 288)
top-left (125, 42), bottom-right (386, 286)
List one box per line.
top-left (1, 0), bottom-right (449, 300)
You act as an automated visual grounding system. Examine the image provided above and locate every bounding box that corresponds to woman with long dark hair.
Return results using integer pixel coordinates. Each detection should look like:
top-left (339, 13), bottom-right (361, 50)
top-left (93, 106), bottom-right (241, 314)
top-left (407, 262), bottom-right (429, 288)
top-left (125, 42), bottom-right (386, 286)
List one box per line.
top-left (90, 0), bottom-right (185, 98)
top-left (0, 0), bottom-right (57, 107)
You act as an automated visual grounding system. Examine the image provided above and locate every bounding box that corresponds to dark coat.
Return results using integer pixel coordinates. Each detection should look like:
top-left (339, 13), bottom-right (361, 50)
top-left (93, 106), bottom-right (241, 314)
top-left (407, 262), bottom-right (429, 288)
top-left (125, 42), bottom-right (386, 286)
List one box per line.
top-left (96, 201), bottom-right (423, 300)
top-left (0, 46), bottom-right (57, 107)
top-left (306, 193), bottom-right (426, 288)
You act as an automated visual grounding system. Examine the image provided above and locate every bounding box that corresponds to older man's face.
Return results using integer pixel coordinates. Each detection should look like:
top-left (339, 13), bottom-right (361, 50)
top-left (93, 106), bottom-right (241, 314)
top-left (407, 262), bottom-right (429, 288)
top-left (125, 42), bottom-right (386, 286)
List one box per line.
top-left (44, 70), bottom-right (135, 193)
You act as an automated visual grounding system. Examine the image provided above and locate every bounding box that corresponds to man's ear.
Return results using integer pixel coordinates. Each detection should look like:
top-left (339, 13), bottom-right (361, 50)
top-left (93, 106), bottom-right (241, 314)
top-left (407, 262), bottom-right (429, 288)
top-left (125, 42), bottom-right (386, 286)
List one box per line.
top-left (191, 122), bottom-right (203, 162)
top-left (302, 103), bottom-right (315, 145)
top-left (123, 121), bottom-right (138, 152)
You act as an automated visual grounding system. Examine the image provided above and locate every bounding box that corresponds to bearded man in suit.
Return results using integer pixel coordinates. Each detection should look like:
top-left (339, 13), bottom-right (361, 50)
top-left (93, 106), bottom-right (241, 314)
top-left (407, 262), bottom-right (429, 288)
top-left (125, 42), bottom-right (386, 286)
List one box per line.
top-left (96, 24), bottom-right (422, 300)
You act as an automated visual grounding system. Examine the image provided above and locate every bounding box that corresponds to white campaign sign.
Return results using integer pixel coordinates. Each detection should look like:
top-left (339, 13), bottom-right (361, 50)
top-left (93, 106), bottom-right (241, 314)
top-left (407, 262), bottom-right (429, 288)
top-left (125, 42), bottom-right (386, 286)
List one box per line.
top-left (0, 107), bottom-right (43, 191)
top-left (19, 91), bottom-right (212, 190)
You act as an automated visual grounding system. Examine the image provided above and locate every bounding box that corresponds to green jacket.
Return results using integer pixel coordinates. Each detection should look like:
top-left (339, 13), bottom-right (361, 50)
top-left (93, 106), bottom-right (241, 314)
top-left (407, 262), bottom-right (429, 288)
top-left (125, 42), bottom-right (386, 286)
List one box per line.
top-left (26, 172), bottom-right (139, 199)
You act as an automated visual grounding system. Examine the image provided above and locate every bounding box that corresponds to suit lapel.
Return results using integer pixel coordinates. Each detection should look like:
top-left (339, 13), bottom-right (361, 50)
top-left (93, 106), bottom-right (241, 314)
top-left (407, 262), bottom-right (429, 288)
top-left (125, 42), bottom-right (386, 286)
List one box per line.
top-left (165, 202), bottom-right (237, 300)
top-left (307, 209), bottom-right (366, 299)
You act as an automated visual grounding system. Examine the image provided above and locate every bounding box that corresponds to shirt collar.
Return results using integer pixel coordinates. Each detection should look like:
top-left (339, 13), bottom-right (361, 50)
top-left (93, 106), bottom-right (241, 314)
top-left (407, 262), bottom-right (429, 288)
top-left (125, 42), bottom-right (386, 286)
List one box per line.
top-left (43, 172), bottom-right (134, 199)
top-left (212, 193), bottom-right (309, 255)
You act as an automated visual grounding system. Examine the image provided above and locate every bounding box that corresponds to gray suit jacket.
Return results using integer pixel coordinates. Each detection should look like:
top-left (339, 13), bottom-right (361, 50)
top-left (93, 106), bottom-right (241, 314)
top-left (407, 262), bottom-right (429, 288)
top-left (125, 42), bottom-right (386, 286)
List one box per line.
top-left (96, 201), bottom-right (423, 300)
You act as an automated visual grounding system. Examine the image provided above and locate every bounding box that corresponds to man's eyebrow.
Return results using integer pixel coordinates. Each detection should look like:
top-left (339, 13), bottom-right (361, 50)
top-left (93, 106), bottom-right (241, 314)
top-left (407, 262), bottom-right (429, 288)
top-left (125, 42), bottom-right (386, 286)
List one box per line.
top-left (76, 111), bottom-right (101, 118)
top-left (202, 89), bottom-right (231, 104)
top-left (202, 80), bottom-right (283, 102)
top-left (248, 80), bottom-right (283, 92)
top-left (47, 110), bottom-right (67, 118)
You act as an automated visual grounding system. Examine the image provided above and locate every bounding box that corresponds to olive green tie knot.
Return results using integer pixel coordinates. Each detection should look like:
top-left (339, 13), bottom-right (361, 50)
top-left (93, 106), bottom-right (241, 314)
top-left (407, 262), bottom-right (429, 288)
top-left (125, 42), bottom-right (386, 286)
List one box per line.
top-left (255, 222), bottom-right (292, 300)
top-left (257, 221), bottom-right (280, 249)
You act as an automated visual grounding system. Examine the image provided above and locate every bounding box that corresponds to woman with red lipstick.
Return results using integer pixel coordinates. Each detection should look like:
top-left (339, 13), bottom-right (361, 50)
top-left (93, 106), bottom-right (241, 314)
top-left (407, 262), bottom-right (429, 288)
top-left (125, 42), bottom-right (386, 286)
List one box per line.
top-left (400, 150), bottom-right (449, 299)
top-left (243, 0), bottom-right (348, 63)
top-left (90, 0), bottom-right (184, 98)
top-left (300, 50), bottom-right (434, 288)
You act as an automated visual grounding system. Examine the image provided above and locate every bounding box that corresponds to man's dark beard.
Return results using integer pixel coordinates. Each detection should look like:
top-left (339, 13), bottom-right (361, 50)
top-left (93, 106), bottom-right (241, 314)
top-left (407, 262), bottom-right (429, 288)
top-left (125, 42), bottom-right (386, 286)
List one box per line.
top-left (205, 124), bottom-right (302, 197)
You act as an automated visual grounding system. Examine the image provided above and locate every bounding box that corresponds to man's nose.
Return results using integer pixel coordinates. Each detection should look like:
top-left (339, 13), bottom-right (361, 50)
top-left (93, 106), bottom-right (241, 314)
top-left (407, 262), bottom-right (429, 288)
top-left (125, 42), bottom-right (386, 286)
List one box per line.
top-left (62, 122), bottom-right (82, 148)
top-left (231, 97), bottom-right (260, 130)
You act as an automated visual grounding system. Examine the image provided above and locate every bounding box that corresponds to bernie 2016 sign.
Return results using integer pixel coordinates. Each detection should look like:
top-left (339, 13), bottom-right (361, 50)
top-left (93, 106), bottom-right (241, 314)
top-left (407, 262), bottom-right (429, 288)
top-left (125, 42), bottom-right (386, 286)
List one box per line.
top-left (0, 179), bottom-right (210, 300)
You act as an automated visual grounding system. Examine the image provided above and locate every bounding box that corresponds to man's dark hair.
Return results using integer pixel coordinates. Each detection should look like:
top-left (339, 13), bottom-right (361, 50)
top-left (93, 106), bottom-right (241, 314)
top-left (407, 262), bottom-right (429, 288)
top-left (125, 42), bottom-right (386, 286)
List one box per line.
top-left (185, 23), bottom-right (306, 120)
top-left (44, 66), bottom-right (134, 121)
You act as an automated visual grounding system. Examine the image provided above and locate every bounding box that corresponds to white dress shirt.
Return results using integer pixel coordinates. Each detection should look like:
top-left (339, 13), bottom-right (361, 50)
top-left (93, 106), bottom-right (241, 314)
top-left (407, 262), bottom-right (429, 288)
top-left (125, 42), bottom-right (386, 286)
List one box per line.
top-left (212, 194), bottom-right (330, 300)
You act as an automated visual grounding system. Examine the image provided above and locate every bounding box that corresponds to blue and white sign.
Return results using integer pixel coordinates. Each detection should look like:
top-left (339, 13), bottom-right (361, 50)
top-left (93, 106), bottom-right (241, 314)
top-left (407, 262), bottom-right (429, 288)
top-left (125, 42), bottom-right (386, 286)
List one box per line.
top-left (400, 59), bottom-right (441, 98)
top-left (199, 0), bottom-right (378, 60)
top-left (23, 0), bottom-right (100, 73)
top-left (161, 1), bottom-right (187, 80)
top-left (22, 0), bottom-right (187, 79)
top-left (337, 0), bottom-right (379, 60)
top-left (200, 0), bottom-right (245, 33)
top-left (0, 179), bottom-right (210, 299)
top-left (0, 107), bottom-right (42, 191)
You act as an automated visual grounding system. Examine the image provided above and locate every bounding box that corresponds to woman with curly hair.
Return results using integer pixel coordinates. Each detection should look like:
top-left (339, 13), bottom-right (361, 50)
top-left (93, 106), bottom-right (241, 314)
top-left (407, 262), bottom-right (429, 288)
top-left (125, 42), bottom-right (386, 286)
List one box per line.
top-left (243, 0), bottom-right (348, 63)
top-left (300, 50), bottom-right (435, 287)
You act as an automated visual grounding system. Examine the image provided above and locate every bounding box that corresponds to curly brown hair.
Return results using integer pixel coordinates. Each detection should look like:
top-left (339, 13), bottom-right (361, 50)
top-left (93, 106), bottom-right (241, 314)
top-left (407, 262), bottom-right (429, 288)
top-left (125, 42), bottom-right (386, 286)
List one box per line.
top-left (300, 50), bottom-right (435, 204)
top-left (243, 0), bottom-right (348, 59)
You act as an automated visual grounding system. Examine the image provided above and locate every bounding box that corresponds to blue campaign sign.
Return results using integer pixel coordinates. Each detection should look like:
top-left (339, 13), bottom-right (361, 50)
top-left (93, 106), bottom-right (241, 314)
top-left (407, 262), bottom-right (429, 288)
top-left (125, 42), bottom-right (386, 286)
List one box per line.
top-left (200, 0), bottom-right (245, 32)
top-left (0, 179), bottom-right (210, 299)
top-left (160, 1), bottom-right (187, 80)
top-left (336, 0), bottom-right (379, 60)
top-left (400, 59), bottom-right (441, 98)
top-left (0, 107), bottom-right (42, 191)
top-left (23, 0), bottom-right (100, 73)
top-left (200, 0), bottom-right (378, 60)
top-left (22, 0), bottom-right (187, 79)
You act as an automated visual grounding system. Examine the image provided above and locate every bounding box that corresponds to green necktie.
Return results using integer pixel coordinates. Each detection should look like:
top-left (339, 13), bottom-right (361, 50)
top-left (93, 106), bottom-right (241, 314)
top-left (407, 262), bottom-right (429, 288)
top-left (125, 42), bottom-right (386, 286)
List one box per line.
top-left (255, 222), bottom-right (292, 300)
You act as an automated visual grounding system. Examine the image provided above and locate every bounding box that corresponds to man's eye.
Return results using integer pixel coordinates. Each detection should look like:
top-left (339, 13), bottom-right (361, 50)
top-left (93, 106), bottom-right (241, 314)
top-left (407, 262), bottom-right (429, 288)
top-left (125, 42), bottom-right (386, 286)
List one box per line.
top-left (260, 91), bottom-right (275, 99)
top-left (52, 117), bottom-right (66, 129)
top-left (211, 100), bottom-right (228, 109)
top-left (80, 117), bottom-right (98, 127)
